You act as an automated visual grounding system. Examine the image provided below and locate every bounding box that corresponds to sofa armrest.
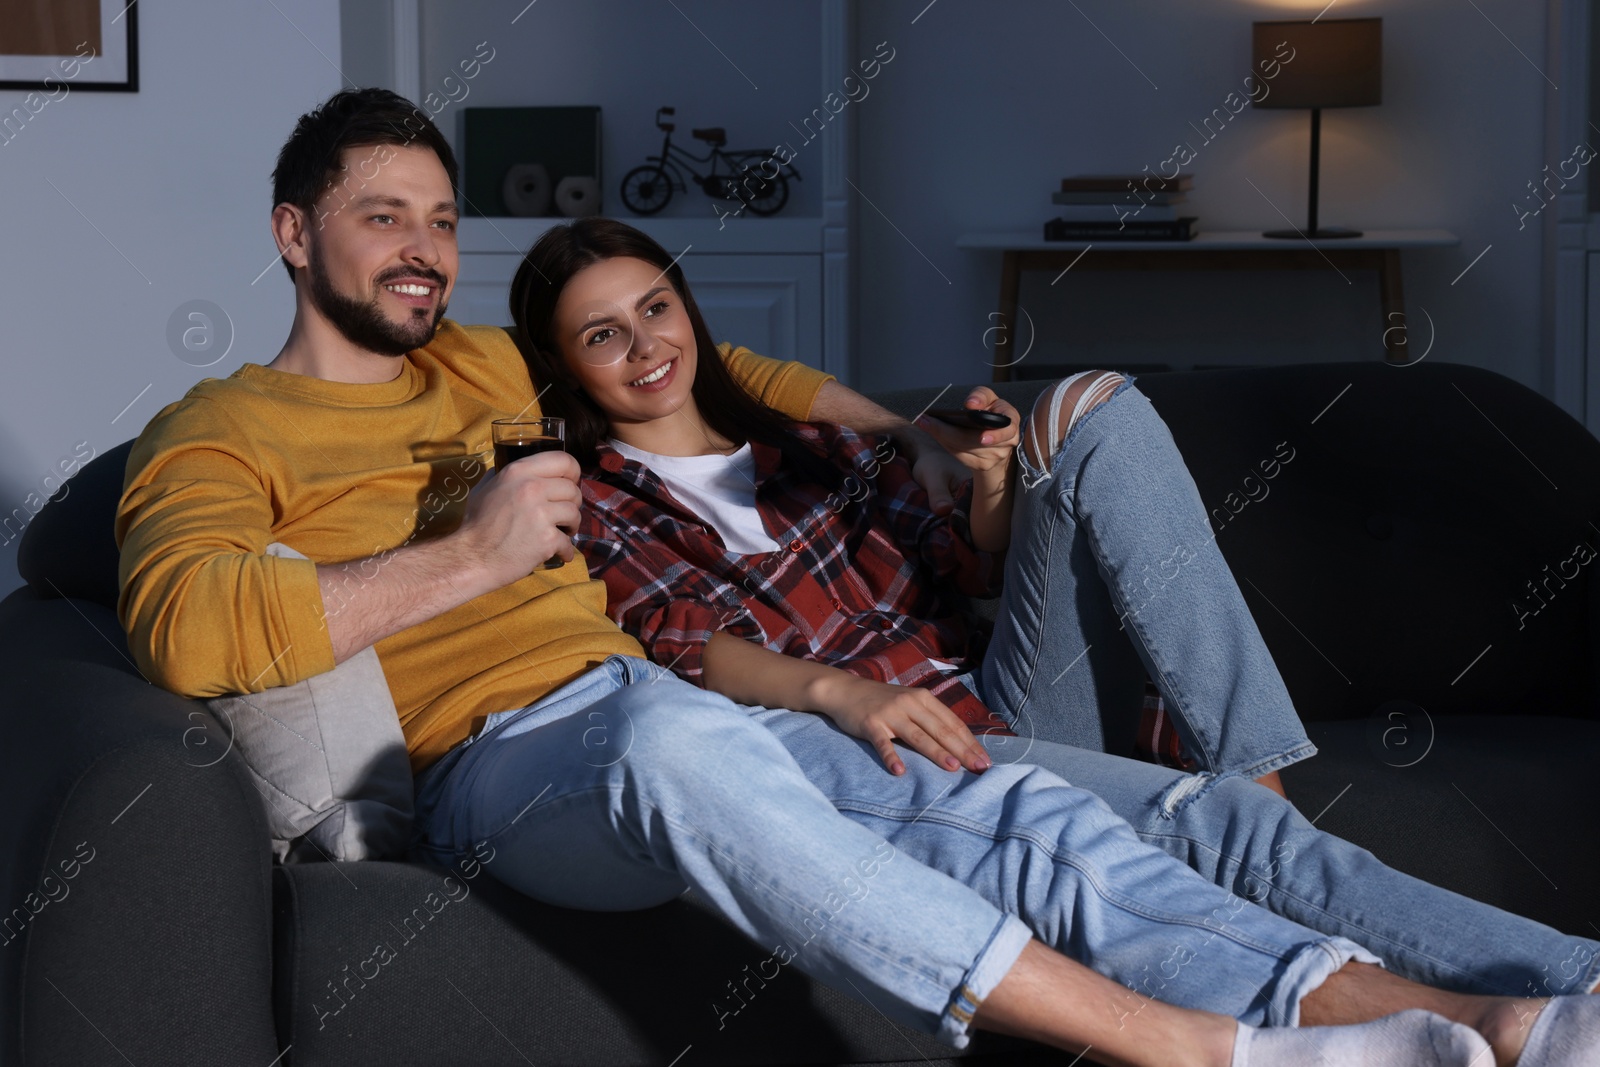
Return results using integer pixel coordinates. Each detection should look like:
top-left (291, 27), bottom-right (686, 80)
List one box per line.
top-left (0, 591), bottom-right (282, 1066)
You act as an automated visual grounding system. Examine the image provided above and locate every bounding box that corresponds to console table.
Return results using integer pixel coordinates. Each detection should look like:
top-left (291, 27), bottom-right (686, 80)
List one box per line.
top-left (957, 229), bottom-right (1461, 381)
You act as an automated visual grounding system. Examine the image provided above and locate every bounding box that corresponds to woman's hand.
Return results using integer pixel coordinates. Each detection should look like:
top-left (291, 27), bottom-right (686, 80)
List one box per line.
top-left (913, 387), bottom-right (1018, 553)
top-left (915, 387), bottom-right (1021, 476)
top-left (807, 673), bottom-right (994, 776)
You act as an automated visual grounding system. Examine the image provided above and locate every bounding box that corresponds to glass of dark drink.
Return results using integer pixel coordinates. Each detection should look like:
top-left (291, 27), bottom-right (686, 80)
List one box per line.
top-left (491, 416), bottom-right (568, 569)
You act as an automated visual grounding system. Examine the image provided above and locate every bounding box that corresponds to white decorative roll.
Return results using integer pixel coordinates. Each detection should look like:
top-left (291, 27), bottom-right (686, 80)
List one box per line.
top-left (502, 163), bottom-right (552, 217)
top-left (555, 175), bottom-right (601, 217)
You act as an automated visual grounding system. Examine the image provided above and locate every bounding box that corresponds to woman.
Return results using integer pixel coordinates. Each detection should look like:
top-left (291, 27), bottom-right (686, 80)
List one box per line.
top-left (515, 221), bottom-right (1313, 796)
top-left (506, 217), bottom-right (1600, 1064)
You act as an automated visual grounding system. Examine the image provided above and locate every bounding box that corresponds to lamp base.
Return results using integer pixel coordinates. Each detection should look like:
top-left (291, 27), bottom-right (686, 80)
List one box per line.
top-left (1262, 227), bottom-right (1363, 240)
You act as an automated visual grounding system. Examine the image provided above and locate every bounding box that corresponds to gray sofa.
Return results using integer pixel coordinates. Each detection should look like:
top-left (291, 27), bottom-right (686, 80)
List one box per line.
top-left (2, 360), bottom-right (1596, 1066)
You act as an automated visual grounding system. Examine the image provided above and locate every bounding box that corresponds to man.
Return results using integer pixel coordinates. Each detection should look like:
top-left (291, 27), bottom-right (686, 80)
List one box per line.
top-left (116, 89), bottom-right (1594, 1065)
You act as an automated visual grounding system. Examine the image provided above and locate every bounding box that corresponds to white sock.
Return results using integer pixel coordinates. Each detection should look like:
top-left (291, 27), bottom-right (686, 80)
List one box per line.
top-left (1516, 994), bottom-right (1600, 1066)
top-left (1232, 1009), bottom-right (1494, 1066)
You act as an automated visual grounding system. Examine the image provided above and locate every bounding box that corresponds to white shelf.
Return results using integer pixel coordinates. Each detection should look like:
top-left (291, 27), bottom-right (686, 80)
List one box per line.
top-left (459, 215), bottom-right (826, 256)
top-left (957, 229), bottom-right (1461, 252)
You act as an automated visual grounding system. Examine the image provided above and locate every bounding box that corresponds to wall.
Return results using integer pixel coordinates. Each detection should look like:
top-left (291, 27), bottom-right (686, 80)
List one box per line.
top-left (341, 0), bottom-right (395, 89)
top-left (854, 0), bottom-right (1551, 391)
top-left (0, 1), bottom-right (341, 598)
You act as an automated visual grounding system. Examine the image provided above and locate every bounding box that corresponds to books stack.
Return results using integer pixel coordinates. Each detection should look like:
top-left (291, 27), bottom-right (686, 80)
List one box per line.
top-left (1045, 174), bottom-right (1199, 241)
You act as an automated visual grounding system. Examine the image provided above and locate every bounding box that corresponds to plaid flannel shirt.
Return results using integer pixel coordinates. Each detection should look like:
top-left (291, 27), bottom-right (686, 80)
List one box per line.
top-left (576, 421), bottom-right (1014, 735)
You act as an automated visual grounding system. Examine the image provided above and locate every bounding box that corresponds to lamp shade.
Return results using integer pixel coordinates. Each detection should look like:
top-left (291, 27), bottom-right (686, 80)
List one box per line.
top-left (1252, 18), bottom-right (1381, 110)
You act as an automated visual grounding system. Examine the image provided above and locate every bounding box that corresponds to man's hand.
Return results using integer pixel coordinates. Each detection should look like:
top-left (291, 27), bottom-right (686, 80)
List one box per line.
top-left (316, 450), bottom-right (582, 664)
top-left (455, 451), bottom-right (582, 586)
top-left (809, 380), bottom-right (978, 515)
top-left (895, 422), bottom-right (972, 516)
top-left (808, 673), bottom-right (993, 777)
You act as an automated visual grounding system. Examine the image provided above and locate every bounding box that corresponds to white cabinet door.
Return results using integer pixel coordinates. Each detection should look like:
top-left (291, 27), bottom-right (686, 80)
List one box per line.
top-left (681, 255), bottom-right (822, 369)
top-left (452, 252), bottom-right (824, 370)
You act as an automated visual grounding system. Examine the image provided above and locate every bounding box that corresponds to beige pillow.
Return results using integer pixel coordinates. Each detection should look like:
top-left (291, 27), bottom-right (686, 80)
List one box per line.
top-left (204, 543), bottom-right (413, 863)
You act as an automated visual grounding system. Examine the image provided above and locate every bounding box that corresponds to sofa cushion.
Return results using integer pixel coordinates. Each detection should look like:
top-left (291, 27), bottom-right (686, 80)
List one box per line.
top-left (205, 546), bottom-right (413, 864)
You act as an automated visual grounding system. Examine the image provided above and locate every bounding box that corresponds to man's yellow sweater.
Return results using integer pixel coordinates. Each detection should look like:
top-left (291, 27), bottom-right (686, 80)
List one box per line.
top-left (116, 321), bottom-right (831, 774)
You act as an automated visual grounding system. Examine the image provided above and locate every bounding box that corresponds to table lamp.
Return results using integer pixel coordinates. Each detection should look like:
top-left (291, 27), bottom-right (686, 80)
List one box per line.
top-left (1252, 17), bottom-right (1382, 239)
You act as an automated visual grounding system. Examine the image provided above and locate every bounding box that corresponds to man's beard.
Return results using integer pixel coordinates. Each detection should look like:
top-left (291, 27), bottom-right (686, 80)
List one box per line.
top-left (307, 245), bottom-right (448, 356)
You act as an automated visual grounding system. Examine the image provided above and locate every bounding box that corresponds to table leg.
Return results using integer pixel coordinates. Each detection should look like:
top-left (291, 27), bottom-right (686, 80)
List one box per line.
top-left (1378, 248), bottom-right (1407, 364)
top-left (993, 250), bottom-right (1022, 383)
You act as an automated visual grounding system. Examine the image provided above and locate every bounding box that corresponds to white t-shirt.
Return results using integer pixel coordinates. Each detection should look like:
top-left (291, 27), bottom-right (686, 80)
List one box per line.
top-left (607, 439), bottom-right (781, 555)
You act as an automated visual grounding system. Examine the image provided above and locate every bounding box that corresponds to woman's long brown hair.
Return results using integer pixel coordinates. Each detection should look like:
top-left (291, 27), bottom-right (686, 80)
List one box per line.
top-left (508, 217), bottom-right (841, 490)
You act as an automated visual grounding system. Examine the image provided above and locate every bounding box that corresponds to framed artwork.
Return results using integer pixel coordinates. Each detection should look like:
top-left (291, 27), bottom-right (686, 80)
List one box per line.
top-left (0, 0), bottom-right (138, 92)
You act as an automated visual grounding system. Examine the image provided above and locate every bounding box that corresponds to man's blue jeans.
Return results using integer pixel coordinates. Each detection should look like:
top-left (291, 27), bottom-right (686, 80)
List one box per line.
top-left (411, 655), bottom-right (1386, 1048)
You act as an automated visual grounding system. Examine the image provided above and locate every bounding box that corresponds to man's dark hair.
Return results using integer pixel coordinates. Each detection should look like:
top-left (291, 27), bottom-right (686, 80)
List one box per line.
top-left (271, 88), bottom-right (460, 281)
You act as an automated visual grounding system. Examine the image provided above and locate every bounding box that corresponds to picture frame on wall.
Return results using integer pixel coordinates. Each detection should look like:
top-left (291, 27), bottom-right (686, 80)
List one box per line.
top-left (0, 0), bottom-right (139, 93)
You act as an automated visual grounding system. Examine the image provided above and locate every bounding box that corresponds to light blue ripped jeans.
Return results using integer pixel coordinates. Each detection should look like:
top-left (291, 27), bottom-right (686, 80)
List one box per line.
top-left (410, 655), bottom-right (1380, 1048)
top-left (978, 374), bottom-right (1316, 788)
top-left (969, 375), bottom-right (1600, 997)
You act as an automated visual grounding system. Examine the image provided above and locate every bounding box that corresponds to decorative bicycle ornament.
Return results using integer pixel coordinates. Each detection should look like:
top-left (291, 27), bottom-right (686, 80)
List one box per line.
top-left (620, 107), bottom-right (800, 217)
